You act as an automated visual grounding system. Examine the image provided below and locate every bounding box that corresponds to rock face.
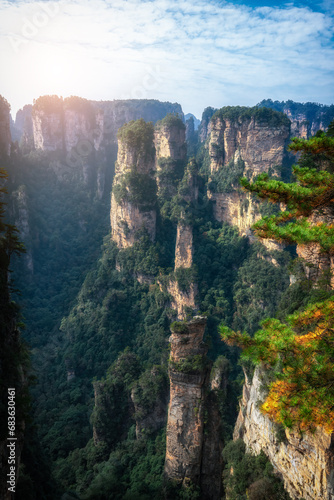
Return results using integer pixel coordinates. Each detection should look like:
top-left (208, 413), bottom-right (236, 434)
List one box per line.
top-left (166, 160), bottom-right (198, 319)
top-left (30, 96), bottom-right (183, 153)
top-left (167, 280), bottom-right (197, 321)
top-left (234, 366), bottom-right (334, 500)
top-left (111, 115), bottom-right (188, 250)
top-left (209, 190), bottom-right (257, 238)
top-left (257, 100), bottom-right (334, 139)
top-left (0, 96), bottom-right (12, 156)
top-left (206, 110), bottom-right (290, 236)
top-left (208, 113), bottom-right (290, 176)
top-left (175, 223), bottom-right (193, 269)
top-left (164, 317), bottom-right (223, 499)
top-left (110, 120), bottom-right (157, 248)
top-left (155, 120), bottom-right (187, 161)
top-left (14, 105), bottom-right (33, 150)
top-left (167, 220), bottom-right (197, 320)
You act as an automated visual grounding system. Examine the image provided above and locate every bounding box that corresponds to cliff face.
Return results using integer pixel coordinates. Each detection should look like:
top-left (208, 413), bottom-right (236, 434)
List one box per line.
top-left (164, 317), bottom-right (222, 499)
top-left (175, 223), bottom-right (193, 269)
top-left (32, 108), bottom-right (64, 151)
top-left (155, 121), bottom-right (187, 161)
top-left (164, 157), bottom-right (198, 319)
top-left (234, 367), bottom-right (334, 500)
top-left (0, 97), bottom-right (12, 156)
top-left (207, 112), bottom-right (290, 236)
top-left (14, 105), bottom-right (33, 150)
top-left (208, 114), bottom-right (290, 176)
top-left (29, 97), bottom-right (183, 153)
top-left (167, 222), bottom-right (197, 320)
top-left (110, 121), bottom-right (157, 249)
top-left (257, 100), bottom-right (334, 138)
top-left (209, 190), bottom-right (257, 238)
top-left (111, 115), bottom-right (188, 251)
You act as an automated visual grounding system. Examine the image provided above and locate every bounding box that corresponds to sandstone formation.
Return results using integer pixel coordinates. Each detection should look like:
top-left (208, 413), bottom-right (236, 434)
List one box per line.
top-left (167, 280), bottom-right (197, 321)
top-left (27, 96), bottom-right (183, 153)
top-left (255, 100), bottom-right (334, 139)
top-left (154, 118), bottom-right (187, 161)
top-left (110, 115), bottom-right (189, 253)
top-left (0, 96), bottom-right (12, 156)
top-left (175, 223), bottom-right (193, 269)
top-left (207, 110), bottom-right (290, 236)
top-left (208, 190), bottom-right (258, 238)
top-left (207, 113), bottom-right (290, 176)
top-left (110, 120), bottom-right (157, 248)
top-left (167, 218), bottom-right (197, 320)
top-left (280, 103), bottom-right (334, 138)
top-left (164, 317), bottom-right (222, 499)
top-left (234, 366), bottom-right (334, 500)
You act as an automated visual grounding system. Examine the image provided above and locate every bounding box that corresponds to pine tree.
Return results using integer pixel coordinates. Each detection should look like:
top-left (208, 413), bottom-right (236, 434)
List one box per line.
top-left (221, 123), bottom-right (334, 432)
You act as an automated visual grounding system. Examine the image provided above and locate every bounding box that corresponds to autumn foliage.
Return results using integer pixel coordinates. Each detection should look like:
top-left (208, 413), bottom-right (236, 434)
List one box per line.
top-left (221, 298), bottom-right (334, 432)
top-left (221, 126), bottom-right (334, 433)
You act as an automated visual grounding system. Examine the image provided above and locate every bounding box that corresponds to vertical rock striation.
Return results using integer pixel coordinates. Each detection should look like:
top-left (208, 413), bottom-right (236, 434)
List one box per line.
top-left (234, 367), bottom-right (334, 500)
top-left (0, 96), bottom-right (12, 156)
top-left (206, 108), bottom-right (290, 236)
top-left (164, 317), bottom-right (223, 499)
top-left (167, 160), bottom-right (199, 319)
top-left (110, 119), bottom-right (157, 248)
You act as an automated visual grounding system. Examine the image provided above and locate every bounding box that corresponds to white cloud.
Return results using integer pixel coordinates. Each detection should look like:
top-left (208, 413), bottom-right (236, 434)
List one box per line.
top-left (0, 0), bottom-right (333, 118)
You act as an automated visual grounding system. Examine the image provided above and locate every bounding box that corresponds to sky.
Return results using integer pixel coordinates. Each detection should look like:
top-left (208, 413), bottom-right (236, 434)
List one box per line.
top-left (0, 0), bottom-right (333, 119)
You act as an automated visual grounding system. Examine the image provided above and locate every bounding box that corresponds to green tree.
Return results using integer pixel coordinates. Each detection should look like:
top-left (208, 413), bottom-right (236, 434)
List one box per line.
top-left (221, 126), bottom-right (334, 432)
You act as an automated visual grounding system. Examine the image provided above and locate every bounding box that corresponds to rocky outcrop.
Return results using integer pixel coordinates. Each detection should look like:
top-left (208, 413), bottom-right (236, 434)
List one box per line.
top-left (111, 115), bottom-right (188, 250)
top-left (207, 108), bottom-right (290, 235)
top-left (154, 115), bottom-right (187, 199)
top-left (208, 112), bottom-right (290, 176)
top-left (14, 105), bottom-right (33, 149)
top-left (167, 222), bottom-right (197, 320)
top-left (165, 159), bottom-right (198, 319)
top-left (167, 280), bottom-right (197, 321)
top-left (175, 224), bottom-right (193, 269)
top-left (257, 100), bottom-right (334, 139)
top-left (198, 107), bottom-right (217, 142)
top-left (164, 317), bottom-right (223, 499)
top-left (30, 96), bottom-right (183, 153)
top-left (209, 191), bottom-right (258, 238)
top-left (0, 96), bottom-right (12, 156)
top-left (155, 118), bottom-right (186, 161)
top-left (110, 119), bottom-right (157, 248)
top-left (234, 366), bottom-right (334, 500)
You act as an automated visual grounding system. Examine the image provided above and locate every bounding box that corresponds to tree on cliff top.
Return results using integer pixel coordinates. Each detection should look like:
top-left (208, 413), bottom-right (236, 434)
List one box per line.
top-left (221, 126), bottom-right (334, 433)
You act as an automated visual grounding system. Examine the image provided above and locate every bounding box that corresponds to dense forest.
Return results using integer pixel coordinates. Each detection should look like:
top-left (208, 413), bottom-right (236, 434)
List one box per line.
top-left (2, 95), bottom-right (334, 499)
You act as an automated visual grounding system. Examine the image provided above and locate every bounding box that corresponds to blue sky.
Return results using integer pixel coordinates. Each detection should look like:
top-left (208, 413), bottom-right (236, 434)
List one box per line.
top-left (0, 0), bottom-right (333, 118)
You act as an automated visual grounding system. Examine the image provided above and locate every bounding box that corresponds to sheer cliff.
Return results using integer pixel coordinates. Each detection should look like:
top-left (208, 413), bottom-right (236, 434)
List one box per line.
top-left (234, 367), bottom-right (334, 500)
top-left (258, 99), bottom-right (334, 138)
top-left (206, 107), bottom-right (290, 236)
top-left (0, 96), bottom-right (11, 156)
top-left (164, 317), bottom-right (223, 499)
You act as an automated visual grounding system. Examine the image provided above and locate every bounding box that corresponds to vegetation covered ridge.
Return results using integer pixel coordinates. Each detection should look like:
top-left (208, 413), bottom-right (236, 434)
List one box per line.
top-left (212, 105), bottom-right (290, 127)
